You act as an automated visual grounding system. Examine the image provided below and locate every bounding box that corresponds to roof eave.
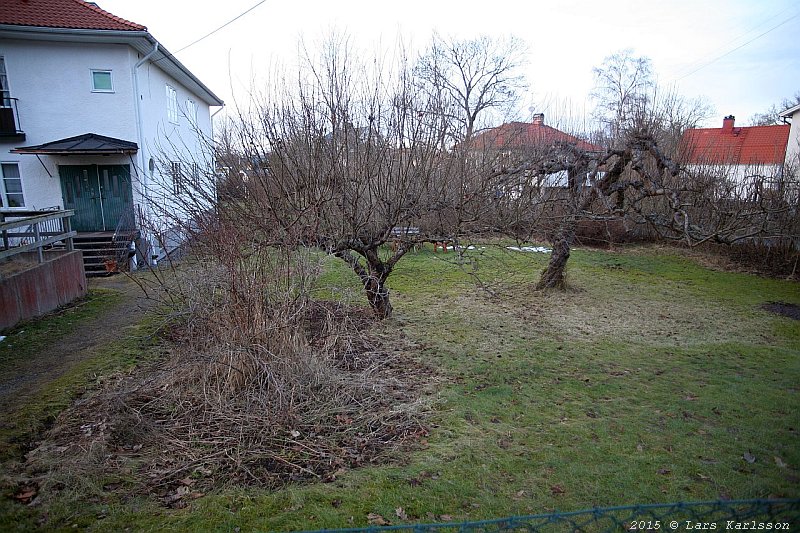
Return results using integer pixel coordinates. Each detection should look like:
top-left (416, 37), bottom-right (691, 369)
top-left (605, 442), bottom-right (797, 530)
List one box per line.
top-left (11, 148), bottom-right (138, 155)
top-left (0, 24), bottom-right (224, 108)
top-left (779, 103), bottom-right (800, 118)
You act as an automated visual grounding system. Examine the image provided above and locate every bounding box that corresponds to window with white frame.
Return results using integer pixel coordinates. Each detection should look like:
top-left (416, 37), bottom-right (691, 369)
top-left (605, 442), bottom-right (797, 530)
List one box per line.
top-left (91, 69), bottom-right (113, 92)
top-left (171, 161), bottom-right (184, 194)
top-left (166, 85), bottom-right (178, 124)
top-left (186, 99), bottom-right (197, 126)
top-left (0, 162), bottom-right (25, 207)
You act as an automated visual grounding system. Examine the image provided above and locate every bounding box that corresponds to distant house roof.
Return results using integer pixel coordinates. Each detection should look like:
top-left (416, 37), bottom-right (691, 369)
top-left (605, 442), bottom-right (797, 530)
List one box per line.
top-left (468, 116), bottom-right (602, 153)
top-left (0, 0), bottom-right (146, 31)
top-left (681, 115), bottom-right (790, 166)
top-left (12, 133), bottom-right (138, 155)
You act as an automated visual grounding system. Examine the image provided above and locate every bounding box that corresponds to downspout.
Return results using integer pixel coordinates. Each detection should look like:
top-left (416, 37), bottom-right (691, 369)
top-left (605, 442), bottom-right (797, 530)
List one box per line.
top-left (132, 40), bottom-right (158, 263)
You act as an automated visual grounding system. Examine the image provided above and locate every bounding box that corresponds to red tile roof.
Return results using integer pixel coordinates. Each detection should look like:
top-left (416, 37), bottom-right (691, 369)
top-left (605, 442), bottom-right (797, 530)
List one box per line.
top-left (681, 120), bottom-right (789, 166)
top-left (0, 0), bottom-right (146, 31)
top-left (469, 121), bottom-right (601, 153)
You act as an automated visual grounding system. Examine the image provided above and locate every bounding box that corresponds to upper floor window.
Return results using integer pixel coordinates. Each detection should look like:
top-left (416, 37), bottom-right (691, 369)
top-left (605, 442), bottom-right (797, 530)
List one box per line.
top-left (0, 57), bottom-right (11, 105)
top-left (186, 99), bottom-right (197, 126)
top-left (91, 70), bottom-right (113, 92)
top-left (166, 85), bottom-right (178, 124)
top-left (0, 162), bottom-right (25, 208)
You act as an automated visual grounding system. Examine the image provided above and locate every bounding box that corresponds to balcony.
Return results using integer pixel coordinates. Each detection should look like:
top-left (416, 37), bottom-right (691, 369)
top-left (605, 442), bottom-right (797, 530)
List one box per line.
top-left (0, 98), bottom-right (25, 141)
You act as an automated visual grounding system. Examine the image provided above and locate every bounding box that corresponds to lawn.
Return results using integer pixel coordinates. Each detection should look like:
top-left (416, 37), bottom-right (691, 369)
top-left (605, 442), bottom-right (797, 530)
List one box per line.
top-left (1, 244), bottom-right (798, 530)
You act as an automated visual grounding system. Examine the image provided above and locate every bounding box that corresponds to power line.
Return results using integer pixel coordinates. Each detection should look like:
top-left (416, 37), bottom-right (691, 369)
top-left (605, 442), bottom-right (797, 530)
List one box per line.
top-left (672, 4), bottom-right (796, 78)
top-left (172, 0), bottom-right (267, 55)
top-left (676, 11), bottom-right (800, 81)
top-left (154, 0), bottom-right (267, 65)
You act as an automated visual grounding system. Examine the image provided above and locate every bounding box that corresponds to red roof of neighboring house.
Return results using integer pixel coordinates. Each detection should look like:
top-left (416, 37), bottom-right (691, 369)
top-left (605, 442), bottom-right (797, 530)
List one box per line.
top-left (469, 119), bottom-right (601, 153)
top-left (0, 0), bottom-right (146, 31)
top-left (681, 116), bottom-right (789, 166)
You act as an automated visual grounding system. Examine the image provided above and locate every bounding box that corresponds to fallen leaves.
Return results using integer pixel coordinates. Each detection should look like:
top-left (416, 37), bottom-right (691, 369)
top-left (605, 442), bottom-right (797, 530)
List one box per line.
top-left (395, 507), bottom-right (408, 520)
top-left (13, 485), bottom-right (38, 504)
top-left (743, 451), bottom-right (757, 464)
top-left (550, 484), bottom-right (566, 495)
top-left (367, 513), bottom-right (388, 526)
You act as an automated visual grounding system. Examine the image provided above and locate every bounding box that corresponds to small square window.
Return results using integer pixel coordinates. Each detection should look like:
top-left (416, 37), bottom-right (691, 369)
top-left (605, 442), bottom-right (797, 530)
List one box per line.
top-left (91, 70), bottom-right (113, 92)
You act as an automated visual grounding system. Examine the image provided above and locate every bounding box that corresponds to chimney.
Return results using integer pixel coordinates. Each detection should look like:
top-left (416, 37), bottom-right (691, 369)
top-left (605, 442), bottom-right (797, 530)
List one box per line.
top-left (532, 113), bottom-right (545, 126)
top-left (722, 115), bottom-right (735, 132)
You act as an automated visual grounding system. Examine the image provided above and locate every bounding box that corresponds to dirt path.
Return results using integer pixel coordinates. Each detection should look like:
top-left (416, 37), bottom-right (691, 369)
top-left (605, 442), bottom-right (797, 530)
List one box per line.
top-left (0, 274), bottom-right (156, 418)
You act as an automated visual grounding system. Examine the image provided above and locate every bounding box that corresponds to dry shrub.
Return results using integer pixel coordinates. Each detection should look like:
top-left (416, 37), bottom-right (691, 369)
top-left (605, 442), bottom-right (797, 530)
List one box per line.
top-left (28, 245), bottom-right (431, 505)
top-left (573, 219), bottom-right (635, 247)
top-left (705, 239), bottom-right (800, 277)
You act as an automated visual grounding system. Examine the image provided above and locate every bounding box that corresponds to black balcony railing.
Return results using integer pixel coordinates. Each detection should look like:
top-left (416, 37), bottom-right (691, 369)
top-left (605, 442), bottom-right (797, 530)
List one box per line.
top-left (0, 98), bottom-right (24, 140)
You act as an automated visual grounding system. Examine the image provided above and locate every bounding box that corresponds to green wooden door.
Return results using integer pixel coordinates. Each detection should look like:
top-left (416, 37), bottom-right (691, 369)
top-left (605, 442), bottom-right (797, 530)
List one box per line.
top-left (59, 165), bottom-right (102, 231)
top-left (98, 165), bottom-right (134, 230)
top-left (59, 165), bottom-right (134, 231)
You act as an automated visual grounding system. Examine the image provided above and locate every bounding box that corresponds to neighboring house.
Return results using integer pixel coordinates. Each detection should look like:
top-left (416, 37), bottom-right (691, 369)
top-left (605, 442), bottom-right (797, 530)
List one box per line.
top-left (779, 103), bottom-right (800, 176)
top-left (0, 0), bottom-right (223, 272)
top-left (680, 115), bottom-right (791, 200)
top-left (467, 114), bottom-right (602, 189)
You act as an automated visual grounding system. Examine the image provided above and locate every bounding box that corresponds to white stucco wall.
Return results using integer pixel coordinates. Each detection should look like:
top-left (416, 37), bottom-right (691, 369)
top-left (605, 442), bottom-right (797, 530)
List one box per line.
top-left (785, 109), bottom-right (800, 178)
top-left (0, 39), bottom-right (138, 210)
top-left (0, 36), bottom-right (217, 240)
top-left (135, 57), bottom-right (215, 233)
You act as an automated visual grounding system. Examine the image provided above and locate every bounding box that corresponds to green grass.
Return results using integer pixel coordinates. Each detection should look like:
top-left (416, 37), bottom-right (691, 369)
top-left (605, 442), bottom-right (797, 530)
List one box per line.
top-left (2, 244), bottom-right (799, 531)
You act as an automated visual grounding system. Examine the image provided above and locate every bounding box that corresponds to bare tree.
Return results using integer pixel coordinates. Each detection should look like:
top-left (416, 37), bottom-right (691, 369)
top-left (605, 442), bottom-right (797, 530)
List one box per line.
top-left (749, 92), bottom-right (800, 126)
top-left (212, 36), bottom-right (463, 319)
top-left (416, 34), bottom-right (528, 143)
top-left (591, 49), bottom-right (654, 144)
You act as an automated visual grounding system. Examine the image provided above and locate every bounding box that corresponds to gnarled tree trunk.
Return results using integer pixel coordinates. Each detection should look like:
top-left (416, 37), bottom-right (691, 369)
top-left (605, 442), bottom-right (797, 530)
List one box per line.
top-left (537, 223), bottom-right (575, 289)
top-left (335, 247), bottom-right (406, 320)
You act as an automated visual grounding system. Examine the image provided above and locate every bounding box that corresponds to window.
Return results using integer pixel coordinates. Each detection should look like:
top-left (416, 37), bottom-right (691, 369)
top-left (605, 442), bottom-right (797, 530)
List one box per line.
top-left (166, 85), bottom-right (178, 124)
top-left (0, 57), bottom-right (10, 105)
top-left (0, 162), bottom-right (25, 207)
top-left (171, 161), bottom-right (184, 194)
top-left (191, 163), bottom-right (200, 186)
top-left (91, 69), bottom-right (113, 92)
top-left (186, 99), bottom-right (197, 125)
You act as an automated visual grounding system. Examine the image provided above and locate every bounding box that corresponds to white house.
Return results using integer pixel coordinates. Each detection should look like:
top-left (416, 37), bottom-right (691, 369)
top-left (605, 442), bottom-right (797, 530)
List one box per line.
top-left (780, 103), bottom-right (800, 177)
top-left (680, 115), bottom-right (791, 200)
top-left (0, 0), bottom-right (223, 271)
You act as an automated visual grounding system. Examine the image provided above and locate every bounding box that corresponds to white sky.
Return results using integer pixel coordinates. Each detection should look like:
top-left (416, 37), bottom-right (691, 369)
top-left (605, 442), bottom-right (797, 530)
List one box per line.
top-left (102, 0), bottom-right (800, 128)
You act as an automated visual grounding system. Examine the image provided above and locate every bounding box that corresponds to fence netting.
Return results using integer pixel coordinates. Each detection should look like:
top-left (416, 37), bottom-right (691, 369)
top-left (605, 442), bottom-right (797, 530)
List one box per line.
top-left (301, 499), bottom-right (799, 532)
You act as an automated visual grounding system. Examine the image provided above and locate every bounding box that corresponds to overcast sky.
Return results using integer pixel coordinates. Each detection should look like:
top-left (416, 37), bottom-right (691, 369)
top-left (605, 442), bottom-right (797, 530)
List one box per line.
top-left (102, 0), bottom-right (800, 128)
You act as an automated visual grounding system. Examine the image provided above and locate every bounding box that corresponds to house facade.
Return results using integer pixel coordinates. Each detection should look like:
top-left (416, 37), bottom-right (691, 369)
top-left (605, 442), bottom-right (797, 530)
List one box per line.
top-left (0, 0), bottom-right (223, 267)
top-left (680, 115), bottom-right (791, 200)
top-left (780, 103), bottom-right (800, 176)
top-left (467, 114), bottom-right (602, 190)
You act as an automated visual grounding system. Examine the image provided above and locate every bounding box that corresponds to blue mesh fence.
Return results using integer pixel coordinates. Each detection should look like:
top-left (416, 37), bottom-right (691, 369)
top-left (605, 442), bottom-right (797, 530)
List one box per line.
top-left (300, 499), bottom-right (799, 533)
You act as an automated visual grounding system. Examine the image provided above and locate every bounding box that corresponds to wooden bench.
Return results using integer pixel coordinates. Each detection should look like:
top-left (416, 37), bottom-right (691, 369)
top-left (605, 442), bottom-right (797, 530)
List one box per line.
top-left (389, 227), bottom-right (453, 253)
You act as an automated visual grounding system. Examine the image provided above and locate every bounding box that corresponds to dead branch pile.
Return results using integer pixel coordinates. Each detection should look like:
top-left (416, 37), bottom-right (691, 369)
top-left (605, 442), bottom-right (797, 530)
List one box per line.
top-left (28, 254), bottom-right (431, 506)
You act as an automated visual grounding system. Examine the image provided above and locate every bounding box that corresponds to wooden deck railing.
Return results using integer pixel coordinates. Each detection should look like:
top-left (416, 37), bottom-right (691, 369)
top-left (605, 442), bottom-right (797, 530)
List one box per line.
top-left (0, 209), bottom-right (76, 263)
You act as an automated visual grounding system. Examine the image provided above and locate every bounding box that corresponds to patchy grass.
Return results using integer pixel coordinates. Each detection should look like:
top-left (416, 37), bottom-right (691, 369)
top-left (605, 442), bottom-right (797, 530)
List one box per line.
top-left (2, 244), bottom-right (799, 530)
